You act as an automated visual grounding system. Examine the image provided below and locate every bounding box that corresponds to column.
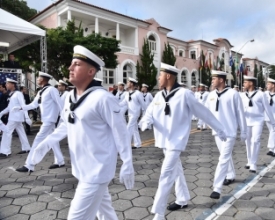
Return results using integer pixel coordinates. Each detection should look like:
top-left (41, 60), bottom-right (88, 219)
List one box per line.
top-left (135, 28), bottom-right (138, 55)
top-left (116, 23), bottom-right (120, 41)
top-left (95, 17), bottom-right (99, 34)
top-left (57, 15), bottom-right (61, 26)
top-left (67, 10), bottom-right (71, 21)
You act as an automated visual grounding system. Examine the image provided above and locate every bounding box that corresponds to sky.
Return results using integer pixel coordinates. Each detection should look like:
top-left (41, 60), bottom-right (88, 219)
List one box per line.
top-left (27, 0), bottom-right (275, 64)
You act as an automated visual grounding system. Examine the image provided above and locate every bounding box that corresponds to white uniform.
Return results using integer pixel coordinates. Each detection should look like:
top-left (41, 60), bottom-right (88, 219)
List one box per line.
top-left (264, 91), bottom-right (275, 153)
top-left (115, 90), bottom-right (127, 115)
top-left (139, 87), bottom-right (225, 217)
top-left (142, 92), bottom-right (153, 115)
top-left (197, 91), bottom-right (209, 129)
top-left (21, 86), bottom-right (64, 170)
top-left (240, 90), bottom-right (275, 171)
top-left (57, 91), bottom-right (69, 126)
top-left (0, 91), bottom-right (31, 155)
top-left (32, 86), bottom-right (134, 220)
top-left (205, 88), bottom-right (247, 193)
top-left (120, 90), bottom-right (145, 148)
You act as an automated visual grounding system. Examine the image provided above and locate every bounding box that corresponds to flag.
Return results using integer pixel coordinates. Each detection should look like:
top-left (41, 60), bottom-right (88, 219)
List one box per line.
top-left (229, 52), bottom-right (234, 67)
top-left (240, 62), bottom-right (244, 74)
top-left (244, 67), bottom-right (248, 75)
top-left (199, 50), bottom-right (204, 70)
top-left (217, 56), bottom-right (220, 70)
top-left (205, 52), bottom-right (208, 68)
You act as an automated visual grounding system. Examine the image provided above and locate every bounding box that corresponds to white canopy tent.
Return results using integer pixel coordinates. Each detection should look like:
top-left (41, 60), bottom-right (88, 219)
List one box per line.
top-left (0, 8), bottom-right (46, 54)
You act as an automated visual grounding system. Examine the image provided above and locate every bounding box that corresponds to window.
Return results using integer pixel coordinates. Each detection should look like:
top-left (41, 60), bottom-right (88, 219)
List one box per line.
top-left (103, 68), bottom-right (115, 84)
top-left (246, 65), bottom-right (250, 71)
top-left (190, 51), bottom-right (196, 59)
top-left (192, 72), bottom-right (197, 85)
top-left (148, 35), bottom-right (156, 52)
top-left (123, 64), bottom-right (133, 84)
top-left (181, 71), bottom-right (187, 83)
top-left (179, 50), bottom-right (183, 57)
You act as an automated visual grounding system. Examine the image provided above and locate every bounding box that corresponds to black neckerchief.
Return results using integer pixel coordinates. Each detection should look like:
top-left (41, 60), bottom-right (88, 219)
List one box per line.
top-left (38, 84), bottom-right (51, 104)
top-left (269, 93), bottom-right (275, 106)
top-left (118, 90), bottom-right (125, 100)
top-left (200, 91), bottom-right (205, 99)
top-left (215, 87), bottom-right (230, 111)
top-left (162, 83), bottom-right (181, 116)
top-left (245, 91), bottom-right (258, 107)
top-left (68, 80), bottom-right (102, 124)
top-left (129, 91), bottom-right (135, 101)
top-left (143, 93), bottom-right (147, 102)
top-left (7, 91), bottom-right (16, 104)
top-left (60, 92), bottom-right (64, 97)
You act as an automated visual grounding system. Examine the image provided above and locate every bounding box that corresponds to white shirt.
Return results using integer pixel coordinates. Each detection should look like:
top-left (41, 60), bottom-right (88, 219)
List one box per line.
top-left (1, 91), bottom-right (26, 122)
top-left (264, 91), bottom-right (275, 121)
top-left (120, 90), bottom-right (146, 116)
top-left (115, 90), bottom-right (126, 103)
top-left (240, 90), bottom-right (275, 126)
top-left (198, 91), bottom-right (209, 104)
top-left (22, 86), bottom-right (62, 123)
top-left (205, 88), bottom-right (247, 137)
top-left (60, 91), bottom-right (69, 106)
top-left (41, 88), bottom-right (133, 184)
top-left (139, 88), bottom-right (225, 151)
top-left (142, 92), bottom-right (153, 110)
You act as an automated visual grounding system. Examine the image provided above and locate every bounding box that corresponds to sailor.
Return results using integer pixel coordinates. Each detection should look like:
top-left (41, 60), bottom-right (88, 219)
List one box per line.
top-left (191, 85), bottom-right (197, 121)
top-left (94, 77), bottom-right (103, 86)
top-left (14, 71), bottom-right (65, 171)
top-left (178, 82), bottom-right (187, 88)
top-left (139, 63), bottom-right (226, 220)
top-left (120, 77), bottom-right (145, 149)
top-left (197, 83), bottom-right (209, 130)
top-left (264, 77), bottom-right (275, 156)
top-left (0, 78), bottom-right (31, 158)
top-left (205, 70), bottom-right (247, 199)
top-left (241, 75), bottom-right (275, 173)
top-left (30, 45), bottom-right (134, 219)
top-left (233, 85), bottom-right (239, 92)
top-left (58, 80), bottom-right (69, 103)
top-left (141, 83), bottom-right (153, 115)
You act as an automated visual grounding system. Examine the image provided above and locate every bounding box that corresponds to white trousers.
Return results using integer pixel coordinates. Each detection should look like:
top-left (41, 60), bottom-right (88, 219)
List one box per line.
top-left (0, 121), bottom-right (31, 155)
top-left (245, 124), bottom-right (263, 171)
top-left (127, 114), bottom-right (141, 148)
top-left (197, 119), bottom-right (206, 129)
top-left (25, 122), bottom-right (64, 170)
top-left (67, 181), bottom-right (118, 220)
top-left (266, 121), bottom-right (275, 153)
top-left (151, 149), bottom-right (190, 216)
top-left (213, 136), bottom-right (236, 193)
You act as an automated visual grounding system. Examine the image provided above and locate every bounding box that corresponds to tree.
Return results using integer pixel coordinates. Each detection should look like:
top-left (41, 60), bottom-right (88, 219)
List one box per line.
top-left (231, 62), bottom-right (236, 87)
top-left (136, 39), bottom-right (157, 91)
top-left (257, 71), bottom-right (265, 88)
top-left (254, 63), bottom-right (258, 78)
top-left (14, 20), bottom-right (121, 79)
top-left (0, 0), bottom-right (37, 20)
top-left (162, 43), bottom-right (176, 65)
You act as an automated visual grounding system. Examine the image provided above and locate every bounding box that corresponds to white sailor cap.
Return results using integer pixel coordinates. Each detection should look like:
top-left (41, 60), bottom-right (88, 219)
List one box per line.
top-left (178, 82), bottom-right (186, 86)
top-left (191, 85), bottom-right (196, 88)
top-left (211, 70), bottom-right (227, 77)
top-left (117, 82), bottom-right (125, 86)
top-left (73, 45), bottom-right (105, 70)
top-left (58, 80), bottom-right (68, 86)
top-left (94, 77), bottom-right (103, 82)
top-left (259, 87), bottom-right (262, 89)
top-left (68, 86), bottom-right (75, 89)
top-left (160, 63), bottom-right (179, 76)
top-left (267, 77), bottom-right (275, 83)
top-left (243, 75), bottom-right (257, 81)
top-left (128, 77), bottom-right (138, 84)
top-left (39, 71), bottom-right (52, 79)
top-left (199, 83), bottom-right (206, 87)
top-left (234, 85), bottom-right (238, 88)
top-left (6, 78), bottom-right (17, 84)
top-left (142, 83), bottom-right (149, 87)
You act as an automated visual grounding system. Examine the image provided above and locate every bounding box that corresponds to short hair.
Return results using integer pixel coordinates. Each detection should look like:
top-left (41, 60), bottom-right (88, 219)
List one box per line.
top-left (0, 83), bottom-right (6, 89)
top-left (218, 75), bottom-right (227, 82)
top-left (20, 86), bottom-right (24, 91)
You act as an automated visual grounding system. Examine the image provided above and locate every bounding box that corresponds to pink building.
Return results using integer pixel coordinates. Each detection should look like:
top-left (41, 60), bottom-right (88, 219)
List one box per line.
top-left (30, 0), bottom-right (269, 88)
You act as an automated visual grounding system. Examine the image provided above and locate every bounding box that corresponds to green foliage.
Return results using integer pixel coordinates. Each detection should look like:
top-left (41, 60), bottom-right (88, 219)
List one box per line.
top-left (136, 39), bottom-right (157, 91)
top-left (254, 63), bottom-right (258, 77)
top-left (257, 70), bottom-right (265, 88)
top-left (231, 62), bottom-right (236, 87)
top-left (199, 50), bottom-right (211, 86)
top-left (14, 20), bottom-right (120, 79)
top-left (162, 43), bottom-right (176, 65)
top-left (1, 0), bottom-right (37, 20)
top-left (268, 65), bottom-right (275, 79)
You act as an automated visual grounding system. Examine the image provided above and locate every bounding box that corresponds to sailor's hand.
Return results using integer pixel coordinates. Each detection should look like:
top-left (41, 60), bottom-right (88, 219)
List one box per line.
top-left (26, 118), bottom-right (32, 126)
top-left (217, 130), bottom-right (227, 142)
top-left (240, 133), bottom-right (247, 142)
top-left (119, 172), bottom-right (134, 190)
top-left (12, 106), bottom-right (21, 112)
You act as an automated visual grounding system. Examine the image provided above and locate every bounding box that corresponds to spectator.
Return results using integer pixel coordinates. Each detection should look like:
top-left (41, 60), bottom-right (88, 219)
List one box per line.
top-left (4, 54), bottom-right (20, 69)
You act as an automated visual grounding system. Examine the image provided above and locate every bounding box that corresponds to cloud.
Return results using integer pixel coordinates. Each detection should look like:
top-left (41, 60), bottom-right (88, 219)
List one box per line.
top-left (27, 0), bottom-right (275, 63)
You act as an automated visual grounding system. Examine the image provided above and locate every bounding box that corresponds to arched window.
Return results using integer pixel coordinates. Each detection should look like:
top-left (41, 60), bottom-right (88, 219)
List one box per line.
top-left (123, 64), bottom-right (133, 84)
top-left (179, 50), bottom-right (184, 57)
top-left (181, 70), bottom-right (187, 83)
top-left (192, 72), bottom-right (197, 85)
top-left (148, 35), bottom-right (156, 52)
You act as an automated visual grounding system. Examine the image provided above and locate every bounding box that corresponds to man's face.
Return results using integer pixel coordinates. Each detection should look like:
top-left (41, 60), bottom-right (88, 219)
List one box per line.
top-left (113, 85), bottom-right (118, 90)
top-left (118, 84), bottom-right (124, 91)
top-left (191, 87), bottom-right (196, 92)
top-left (0, 85), bottom-right (3, 92)
top-left (6, 82), bottom-right (14, 91)
top-left (200, 86), bottom-right (205, 92)
top-left (9, 55), bottom-right (15, 61)
top-left (36, 76), bottom-right (44, 86)
top-left (58, 84), bottom-right (66, 92)
top-left (68, 59), bottom-right (96, 85)
top-left (141, 86), bottom-right (148, 92)
top-left (158, 71), bottom-right (167, 88)
top-left (21, 87), bottom-right (27, 94)
top-left (267, 82), bottom-right (275, 91)
top-left (243, 80), bottom-right (252, 90)
top-left (211, 77), bottom-right (220, 89)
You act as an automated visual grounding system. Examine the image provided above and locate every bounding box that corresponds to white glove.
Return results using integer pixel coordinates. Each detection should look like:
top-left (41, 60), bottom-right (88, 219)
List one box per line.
top-left (217, 130), bottom-right (227, 142)
top-left (26, 118), bottom-right (32, 126)
top-left (12, 106), bottom-right (21, 112)
top-left (272, 124), bottom-right (275, 132)
top-left (0, 122), bottom-right (8, 132)
top-left (120, 172), bottom-right (135, 190)
top-left (240, 133), bottom-right (247, 142)
top-left (138, 121), bottom-right (151, 132)
top-left (0, 112), bottom-right (3, 118)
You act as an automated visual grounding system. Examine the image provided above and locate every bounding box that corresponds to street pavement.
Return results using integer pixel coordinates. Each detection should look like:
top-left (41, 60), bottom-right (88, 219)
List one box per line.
top-left (0, 122), bottom-right (275, 220)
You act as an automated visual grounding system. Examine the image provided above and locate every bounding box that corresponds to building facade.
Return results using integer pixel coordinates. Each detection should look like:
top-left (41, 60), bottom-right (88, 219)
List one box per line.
top-left (30, 0), bottom-right (269, 89)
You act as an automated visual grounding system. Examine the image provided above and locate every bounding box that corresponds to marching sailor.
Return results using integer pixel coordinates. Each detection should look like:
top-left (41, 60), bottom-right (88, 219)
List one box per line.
top-left (0, 78), bottom-right (31, 158)
top-left (141, 83), bottom-right (153, 115)
top-left (30, 45), bottom-right (134, 219)
top-left (197, 83), bottom-right (209, 130)
top-left (241, 75), bottom-right (275, 173)
top-left (120, 78), bottom-right (145, 149)
top-left (58, 80), bottom-right (69, 104)
top-left (191, 85), bottom-right (197, 121)
top-left (94, 77), bottom-right (103, 86)
top-left (233, 85), bottom-right (239, 92)
top-left (115, 82), bottom-right (128, 116)
top-left (264, 77), bottom-right (275, 156)
top-left (139, 63), bottom-right (226, 220)
top-left (15, 71), bottom-right (65, 171)
top-left (205, 70), bottom-right (247, 199)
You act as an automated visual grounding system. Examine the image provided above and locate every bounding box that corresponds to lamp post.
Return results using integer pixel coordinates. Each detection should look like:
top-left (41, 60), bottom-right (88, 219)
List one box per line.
top-left (235, 39), bottom-right (254, 88)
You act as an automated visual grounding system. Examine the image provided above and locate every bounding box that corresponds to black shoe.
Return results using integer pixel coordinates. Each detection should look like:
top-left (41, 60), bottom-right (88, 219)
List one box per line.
top-left (197, 128), bottom-right (201, 130)
top-left (49, 164), bottom-right (65, 169)
top-left (210, 191), bottom-right (220, 199)
top-left (167, 203), bottom-right (188, 211)
top-left (223, 179), bottom-right (235, 186)
top-left (16, 166), bottom-right (33, 173)
top-left (17, 150), bottom-right (30, 155)
top-left (132, 147), bottom-right (137, 149)
top-left (267, 151), bottom-right (274, 156)
top-left (26, 132), bottom-right (33, 136)
top-left (0, 153), bottom-right (10, 158)
top-left (249, 170), bottom-right (256, 173)
top-left (244, 165), bottom-right (250, 169)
